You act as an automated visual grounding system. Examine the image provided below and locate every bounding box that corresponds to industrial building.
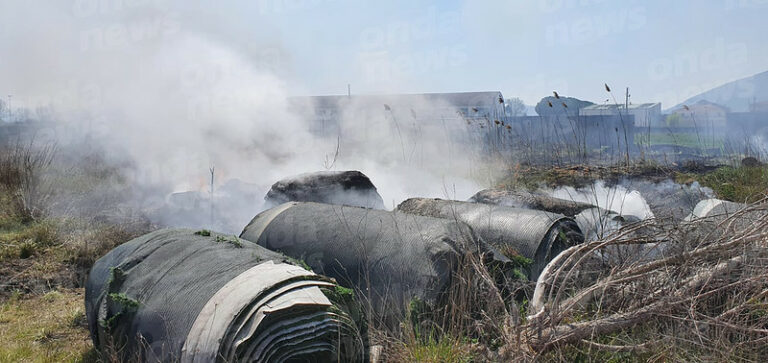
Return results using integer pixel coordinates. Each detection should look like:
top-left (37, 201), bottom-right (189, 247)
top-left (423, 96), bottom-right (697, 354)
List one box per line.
top-left (580, 103), bottom-right (662, 128)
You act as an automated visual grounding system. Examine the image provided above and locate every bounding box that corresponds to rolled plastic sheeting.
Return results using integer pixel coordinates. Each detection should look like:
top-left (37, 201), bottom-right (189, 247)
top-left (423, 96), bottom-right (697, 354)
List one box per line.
top-left (574, 207), bottom-right (642, 242)
top-left (85, 228), bottom-right (367, 362)
top-left (684, 198), bottom-right (746, 221)
top-left (683, 199), bottom-right (768, 233)
top-left (240, 202), bottom-right (511, 322)
top-left (396, 198), bottom-right (584, 280)
top-left (265, 170), bottom-right (386, 210)
top-left (468, 188), bottom-right (595, 217)
top-left (626, 180), bottom-right (711, 222)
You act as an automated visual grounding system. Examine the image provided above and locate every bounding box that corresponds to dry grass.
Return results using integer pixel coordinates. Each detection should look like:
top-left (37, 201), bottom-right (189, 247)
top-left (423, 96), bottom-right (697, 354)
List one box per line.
top-left (2, 134), bottom-right (766, 361)
top-left (523, 200), bottom-right (768, 361)
top-left (376, 199), bottom-right (768, 362)
top-left (0, 140), bottom-right (56, 223)
top-left (372, 243), bottom-right (524, 362)
top-left (0, 288), bottom-right (97, 362)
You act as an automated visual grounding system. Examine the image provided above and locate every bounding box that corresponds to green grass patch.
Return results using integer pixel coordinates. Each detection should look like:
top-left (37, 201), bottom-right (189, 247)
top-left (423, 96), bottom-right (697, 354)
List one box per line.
top-left (401, 335), bottom-right (475, 363)
top-left (677, 165), bottom-right (768, 203)
top-left (635, 132), bottom-right (723, 148)
top-left (193, 229), bottom-right (211, 237)
top-left (214, 235), bottom-right (243, 248)
top-left (106, 293), bottom-right (139, 309)
top-left (0, 220), bottom-right (60, 261)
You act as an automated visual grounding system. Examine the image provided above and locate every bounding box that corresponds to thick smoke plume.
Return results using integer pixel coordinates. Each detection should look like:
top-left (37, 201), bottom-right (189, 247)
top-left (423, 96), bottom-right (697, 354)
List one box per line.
top-left (0, 1), bottom-right (493, 232)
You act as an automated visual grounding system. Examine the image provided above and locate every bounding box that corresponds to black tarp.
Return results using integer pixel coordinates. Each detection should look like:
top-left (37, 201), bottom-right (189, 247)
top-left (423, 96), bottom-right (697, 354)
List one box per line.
top-left (264, 171), bottom-right (386, 210)
top-left (85, 228), bottom-right (368, 362)
top-left (239, 202), bottom-right (512, 323)
top-left (396, 198), bottom-right (584, 280)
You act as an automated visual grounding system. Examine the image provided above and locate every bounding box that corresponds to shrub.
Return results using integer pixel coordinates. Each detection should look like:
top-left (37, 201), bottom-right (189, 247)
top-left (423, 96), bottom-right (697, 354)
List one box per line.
top-left (0, 140), bottom-right (56, 222)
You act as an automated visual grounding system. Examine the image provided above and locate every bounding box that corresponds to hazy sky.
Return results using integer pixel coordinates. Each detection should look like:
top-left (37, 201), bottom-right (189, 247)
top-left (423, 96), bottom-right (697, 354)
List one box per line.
top-left (1, 0), bottom-right (767, 108)
top-left (0, 0), bottom-right (764, 220)
top-left (272, 0), bottom-right (767, 107)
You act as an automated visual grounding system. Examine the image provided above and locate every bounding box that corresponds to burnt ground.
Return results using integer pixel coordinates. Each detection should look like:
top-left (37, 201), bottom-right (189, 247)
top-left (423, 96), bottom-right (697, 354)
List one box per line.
top-left (498, 161), bottom-right (724, 190)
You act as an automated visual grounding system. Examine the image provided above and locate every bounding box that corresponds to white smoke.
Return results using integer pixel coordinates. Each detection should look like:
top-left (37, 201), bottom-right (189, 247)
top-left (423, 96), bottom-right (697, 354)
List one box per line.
top-left (550, 181), bottom-right (654, 219)
top-left (0, 1), bottom-right (494, 232)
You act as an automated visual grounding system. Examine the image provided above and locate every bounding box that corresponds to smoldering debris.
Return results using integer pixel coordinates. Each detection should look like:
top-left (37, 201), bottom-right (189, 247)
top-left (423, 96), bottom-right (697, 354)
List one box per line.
top-left (469, 179), bottom-right (711, 242)
top-left (147, 179), bottom-right (264, 234)
top-left (549, 181), bottom-right (654, 220)
top-left (468, 188), bottom-right (596, 217)
top-left (264, 170), bottom-right (386, 210)
top-left (396, 197), bottom-right (584, 280)
top-left (622, 179), bottom-right (713, 222)
top-left (683, 198), bottom-right (768, 233)
top-left (573, 207), bottom-right (641, 242)
top-left (685, 198), bottom-right (747, 221)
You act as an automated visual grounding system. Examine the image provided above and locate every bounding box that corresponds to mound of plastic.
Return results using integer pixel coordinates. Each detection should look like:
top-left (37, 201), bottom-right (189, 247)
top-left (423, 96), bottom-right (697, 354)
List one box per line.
top-left (469, 188), bottom-right (595, 217)
top-left (240, 202), bottom-right (512, 323)
top-left (85, 228), bottom-right (368, 362)
top-left (397, 197), bottom-right (584, 280)
top-left (265, 170), bottom-right (385, 210)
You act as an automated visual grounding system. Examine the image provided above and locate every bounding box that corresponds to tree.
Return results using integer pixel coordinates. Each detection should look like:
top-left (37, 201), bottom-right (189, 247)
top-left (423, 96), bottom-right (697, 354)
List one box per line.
top-left (505, 97), bottom-right (527, 117)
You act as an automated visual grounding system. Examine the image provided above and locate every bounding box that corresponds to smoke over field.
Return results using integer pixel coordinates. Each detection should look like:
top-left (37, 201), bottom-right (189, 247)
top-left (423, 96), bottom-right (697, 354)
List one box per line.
top-left (2, 2), bottom-right (768, 362)
top-left (0, 2), bottom-right (498, 233)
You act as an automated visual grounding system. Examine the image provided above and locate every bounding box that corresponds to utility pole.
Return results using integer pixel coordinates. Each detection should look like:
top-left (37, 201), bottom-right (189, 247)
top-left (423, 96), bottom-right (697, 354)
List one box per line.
top-left (624, 87), bottom-right (631, 167)
top-left (625, 87), bottom-right (630, 112)
top-left (7, 95), bottom-right (12, 122)
top-left (347, 84), bottom-right (351, 98)
top-left (209, 166), bottom-right (215, 227)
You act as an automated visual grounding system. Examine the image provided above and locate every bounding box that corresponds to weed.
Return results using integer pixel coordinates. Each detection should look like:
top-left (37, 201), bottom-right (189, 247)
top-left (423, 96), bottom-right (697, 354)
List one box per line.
top-left (42, 290), bottom-right (62, 303)
top-left (214, 235), bottom-right (243, 248)
top-left (107, 293), bottom-right (139, 309)
top-left (335, 284), bottom-right (355, 299)
top-left (99, 293), bottom-right (140, 331)
top-left (0, 140), bottom-right (56, 222)
top-left (68, 308), bottom-right (86, 328)
top-left (193, 229), bottom-right (211, 237)
top-left (405, 335), bottom-right (475, 363)
top-left (286, 256), bottom-right (312, 271)
top-left (16, 239), bottom-right (38, 259)
top-left (19, 221), bottom-right (59, 246)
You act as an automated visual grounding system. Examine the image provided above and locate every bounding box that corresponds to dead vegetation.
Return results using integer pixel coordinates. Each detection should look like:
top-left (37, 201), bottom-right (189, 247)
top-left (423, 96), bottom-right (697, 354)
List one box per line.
top-left (0, 139), bottom-right (56, 223)
top-left (0, 288), bottom-right (96, 362)
top-left (1, 137), bottom-right (767, 361)
top-left (498, 161), bottom-right (724, 191)
top-left (522, 202), bottom-right (768, 360)
top-left (0, 141), bottom-right (152, 361)
top-left (371, 199), bottom-right (768, 362)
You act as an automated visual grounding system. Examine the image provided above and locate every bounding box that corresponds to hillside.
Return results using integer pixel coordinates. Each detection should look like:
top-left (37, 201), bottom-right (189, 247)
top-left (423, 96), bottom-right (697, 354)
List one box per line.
top-left (670, 70), bottom-right (768, 112)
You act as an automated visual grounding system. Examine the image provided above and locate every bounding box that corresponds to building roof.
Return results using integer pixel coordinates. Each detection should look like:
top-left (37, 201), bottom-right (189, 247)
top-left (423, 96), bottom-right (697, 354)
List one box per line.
top-left (581, 102), bottom-right (661, 111)
top-left (289, 91), bottom-right (505, 109)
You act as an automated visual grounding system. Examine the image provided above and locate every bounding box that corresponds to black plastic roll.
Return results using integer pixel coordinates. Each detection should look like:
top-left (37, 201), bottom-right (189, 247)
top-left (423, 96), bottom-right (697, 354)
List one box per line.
top-left (240, 202), bottom-right (511, 323)
top-left (396, 198), bottom-right (584, 280)
top-left (85, 228), bottom-right (368, 362)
